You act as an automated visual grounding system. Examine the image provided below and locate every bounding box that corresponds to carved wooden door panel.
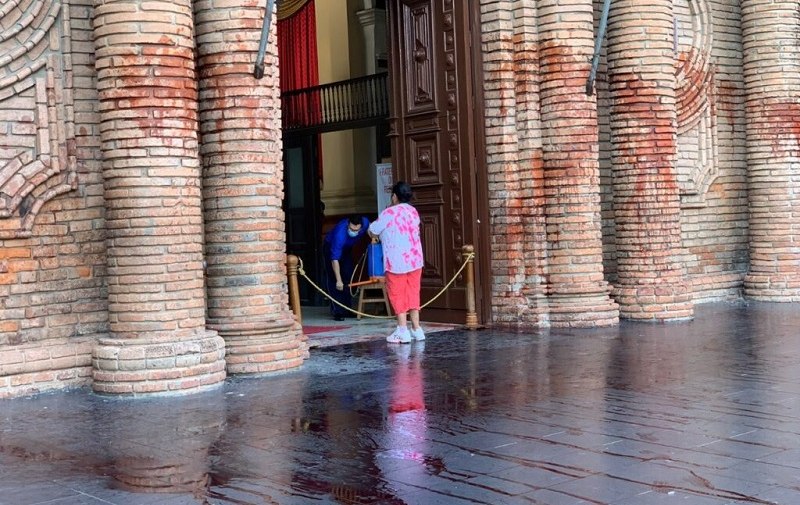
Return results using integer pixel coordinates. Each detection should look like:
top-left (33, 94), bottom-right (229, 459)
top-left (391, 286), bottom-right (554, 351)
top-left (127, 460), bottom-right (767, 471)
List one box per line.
top-left (388, 0), bottom-right (481, 323)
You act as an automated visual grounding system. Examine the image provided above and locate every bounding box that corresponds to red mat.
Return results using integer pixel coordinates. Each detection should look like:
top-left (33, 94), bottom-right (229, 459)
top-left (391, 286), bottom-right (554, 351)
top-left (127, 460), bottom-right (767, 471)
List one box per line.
top-left (303, 325), bottom-right (351, 335)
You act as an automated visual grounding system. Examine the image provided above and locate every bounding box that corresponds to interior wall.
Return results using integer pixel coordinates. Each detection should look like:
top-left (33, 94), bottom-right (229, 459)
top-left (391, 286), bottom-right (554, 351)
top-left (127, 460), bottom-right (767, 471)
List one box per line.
top-left (348, 0), bottom-right (377, 211)
top-left (315, 0), bottom-right (376, 216)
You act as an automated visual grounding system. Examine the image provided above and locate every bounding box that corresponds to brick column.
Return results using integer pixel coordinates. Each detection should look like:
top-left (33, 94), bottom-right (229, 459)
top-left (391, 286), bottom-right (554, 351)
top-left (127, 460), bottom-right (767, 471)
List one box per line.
top-left (194, 0), bottom-right (306, 373)
top-left (606, 0), bottom-right (693, 320)
top-left (742, 0), bottom-right (800, 300)
top-left (92, 0), bottom-right (226, 394)
top-left (537, 0), bottom-right (618, 327)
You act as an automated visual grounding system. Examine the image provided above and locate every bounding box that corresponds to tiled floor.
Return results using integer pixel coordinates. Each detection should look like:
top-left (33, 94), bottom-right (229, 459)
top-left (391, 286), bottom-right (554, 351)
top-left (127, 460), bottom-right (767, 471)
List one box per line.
top-left (2, 301), bottom-right (800, 504)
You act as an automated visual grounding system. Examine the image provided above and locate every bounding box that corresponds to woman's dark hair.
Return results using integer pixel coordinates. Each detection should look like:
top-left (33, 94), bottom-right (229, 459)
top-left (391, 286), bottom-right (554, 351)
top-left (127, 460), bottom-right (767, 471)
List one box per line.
top-left (392, 181), bottom-right (413, 204)
top-left (348, 215), bottom-right (362, 226)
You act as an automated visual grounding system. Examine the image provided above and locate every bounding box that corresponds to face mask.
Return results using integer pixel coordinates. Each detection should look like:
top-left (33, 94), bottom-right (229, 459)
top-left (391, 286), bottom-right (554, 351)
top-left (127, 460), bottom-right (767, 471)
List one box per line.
top-left (347, 229), bottom-right (359, 238)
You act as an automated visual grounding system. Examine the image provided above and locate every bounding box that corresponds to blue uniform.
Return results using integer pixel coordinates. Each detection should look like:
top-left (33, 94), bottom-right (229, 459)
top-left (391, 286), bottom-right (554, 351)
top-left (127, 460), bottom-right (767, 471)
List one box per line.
top-left (323, 217), bottom-right (369, 318)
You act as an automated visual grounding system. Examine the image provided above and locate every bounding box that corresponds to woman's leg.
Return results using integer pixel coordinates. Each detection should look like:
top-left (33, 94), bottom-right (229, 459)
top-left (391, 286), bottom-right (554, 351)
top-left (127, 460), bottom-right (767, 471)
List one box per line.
top-left (407, 270), bottom-right (424, 339)
top-left (385, 272), bottom-right (411, 343)
top-left (409, 309), bottom-right (420, 330)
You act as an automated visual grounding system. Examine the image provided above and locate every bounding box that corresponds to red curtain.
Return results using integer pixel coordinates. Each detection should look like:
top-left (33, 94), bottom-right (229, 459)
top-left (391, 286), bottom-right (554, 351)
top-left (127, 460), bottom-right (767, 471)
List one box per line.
top-left (277, 1), bottom-right (319, 92)
top-left (277, 1), bottom-right (323, 178)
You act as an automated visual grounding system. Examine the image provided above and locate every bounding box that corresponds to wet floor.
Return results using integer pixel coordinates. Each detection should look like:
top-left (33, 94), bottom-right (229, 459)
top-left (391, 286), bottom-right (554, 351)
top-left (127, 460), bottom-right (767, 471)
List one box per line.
top-left (2, 301), bottom-right (800, 504)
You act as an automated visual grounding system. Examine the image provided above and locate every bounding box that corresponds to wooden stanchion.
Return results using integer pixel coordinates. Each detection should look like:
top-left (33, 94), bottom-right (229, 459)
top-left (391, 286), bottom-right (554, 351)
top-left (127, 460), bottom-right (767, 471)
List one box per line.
top-left (462, 244), bottom-right (479, 330)
top-left (287, 254), bottom-right (302, 322)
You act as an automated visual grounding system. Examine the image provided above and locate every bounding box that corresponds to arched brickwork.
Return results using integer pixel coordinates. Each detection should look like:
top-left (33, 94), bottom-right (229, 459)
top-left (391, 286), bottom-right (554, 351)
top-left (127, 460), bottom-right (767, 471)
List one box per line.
top-left (674, 0), bottom-right (719, 208)
top-left (0, 0), bottom-right (77, 237)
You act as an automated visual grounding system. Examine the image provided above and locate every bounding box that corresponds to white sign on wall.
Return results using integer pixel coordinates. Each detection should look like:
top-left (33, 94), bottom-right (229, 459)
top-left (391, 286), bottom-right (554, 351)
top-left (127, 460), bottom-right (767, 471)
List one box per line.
top-left (376, 163), bottom-right (393, 212)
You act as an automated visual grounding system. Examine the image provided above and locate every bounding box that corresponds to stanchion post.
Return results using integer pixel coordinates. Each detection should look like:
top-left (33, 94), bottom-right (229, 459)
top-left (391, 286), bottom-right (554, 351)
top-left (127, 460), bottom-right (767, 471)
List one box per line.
top-left (287, 254), bottom-right (302, 322)
top-left (462, 244), bottom-right (479, 330)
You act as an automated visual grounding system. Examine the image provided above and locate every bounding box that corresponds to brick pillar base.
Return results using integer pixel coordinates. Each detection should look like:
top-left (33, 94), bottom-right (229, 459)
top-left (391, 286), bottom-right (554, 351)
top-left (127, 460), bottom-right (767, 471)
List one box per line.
top-left (744, 276), bottom-right (800, 301)
top-left (92, 332), bottom-right (226, 395)
top-left (548, 292), bottom-right (619, 328)
top-left (612, 286), bottom-right (693, 321)
top-left (209, 319), bottom-right (305, 375)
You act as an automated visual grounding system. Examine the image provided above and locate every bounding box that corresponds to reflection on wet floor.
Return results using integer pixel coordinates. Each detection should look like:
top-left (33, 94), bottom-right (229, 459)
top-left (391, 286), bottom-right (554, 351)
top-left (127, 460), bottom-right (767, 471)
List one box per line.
top-left (2, 301), bottom-right (800, 504)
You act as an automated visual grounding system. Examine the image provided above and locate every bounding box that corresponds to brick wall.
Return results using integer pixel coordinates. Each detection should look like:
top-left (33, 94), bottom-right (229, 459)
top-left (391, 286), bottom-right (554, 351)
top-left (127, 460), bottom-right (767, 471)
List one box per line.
top-left (0, 0), bottom-right (106, 398)
top-left (681, 0), bottom-right (749, 300)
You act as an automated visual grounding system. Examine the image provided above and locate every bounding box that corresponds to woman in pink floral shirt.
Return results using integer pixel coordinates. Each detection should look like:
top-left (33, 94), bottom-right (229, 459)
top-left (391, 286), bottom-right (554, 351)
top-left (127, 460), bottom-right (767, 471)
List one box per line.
top-left (369, 181), bottom-right (425, 343)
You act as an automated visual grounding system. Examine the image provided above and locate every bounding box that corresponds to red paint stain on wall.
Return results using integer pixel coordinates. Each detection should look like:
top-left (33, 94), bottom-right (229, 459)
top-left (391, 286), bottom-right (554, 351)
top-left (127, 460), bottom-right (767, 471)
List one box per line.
top-left (754, 102), bottom-right (800, 156)
top-left (714, 80), bottom-right (743, 125)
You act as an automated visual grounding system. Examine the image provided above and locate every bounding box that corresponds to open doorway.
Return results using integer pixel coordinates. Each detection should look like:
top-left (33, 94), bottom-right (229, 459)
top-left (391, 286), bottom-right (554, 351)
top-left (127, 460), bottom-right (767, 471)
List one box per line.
top-left (278, 0), bottom-right (390, 309)
top-left (278, 0), bottom-right (490, 325)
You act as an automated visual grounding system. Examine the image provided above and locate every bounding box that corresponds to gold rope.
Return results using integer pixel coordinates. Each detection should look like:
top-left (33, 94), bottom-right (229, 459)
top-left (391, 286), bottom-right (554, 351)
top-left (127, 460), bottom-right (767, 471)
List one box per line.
top-left (277, 0), bottom-right (312, 21)
top-left (296, 253), bottom-right (475, 319)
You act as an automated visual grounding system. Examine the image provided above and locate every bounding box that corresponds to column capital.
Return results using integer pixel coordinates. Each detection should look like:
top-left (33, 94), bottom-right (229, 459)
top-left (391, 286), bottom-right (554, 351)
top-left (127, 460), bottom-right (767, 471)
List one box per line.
top-left (356, 8), bottom-right (386, 28)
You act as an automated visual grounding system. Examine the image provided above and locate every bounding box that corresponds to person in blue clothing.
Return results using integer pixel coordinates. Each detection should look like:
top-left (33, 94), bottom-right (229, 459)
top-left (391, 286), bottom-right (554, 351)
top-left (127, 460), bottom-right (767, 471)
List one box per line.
top-left (323, 215), bottom-right (370, 321)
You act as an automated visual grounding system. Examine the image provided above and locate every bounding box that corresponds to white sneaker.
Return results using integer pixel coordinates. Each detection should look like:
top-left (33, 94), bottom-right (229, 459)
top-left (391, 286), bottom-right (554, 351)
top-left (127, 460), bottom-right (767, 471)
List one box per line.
top-left (410, 327), bottom-right (426, 341)
top-left (386, 326), bottom-right (412, 344)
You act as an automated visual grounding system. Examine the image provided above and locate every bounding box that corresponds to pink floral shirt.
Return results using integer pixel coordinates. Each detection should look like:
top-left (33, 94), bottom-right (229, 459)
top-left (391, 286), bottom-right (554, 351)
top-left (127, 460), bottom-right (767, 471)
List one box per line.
top-left (369, 203), bottom-right (423, 274)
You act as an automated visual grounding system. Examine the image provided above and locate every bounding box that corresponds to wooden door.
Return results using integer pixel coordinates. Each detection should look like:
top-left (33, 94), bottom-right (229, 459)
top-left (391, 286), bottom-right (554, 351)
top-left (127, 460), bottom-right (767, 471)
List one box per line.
top-left (388, 0), bottom-right (484, 324)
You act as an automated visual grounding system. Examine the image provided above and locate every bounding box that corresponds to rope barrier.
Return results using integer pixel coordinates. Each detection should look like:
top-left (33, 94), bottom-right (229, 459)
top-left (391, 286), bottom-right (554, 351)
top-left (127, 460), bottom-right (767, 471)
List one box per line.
top-left (296, 252), bottom-right (476, 319)
top-left (348, 249), bottom-right (367, 298)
